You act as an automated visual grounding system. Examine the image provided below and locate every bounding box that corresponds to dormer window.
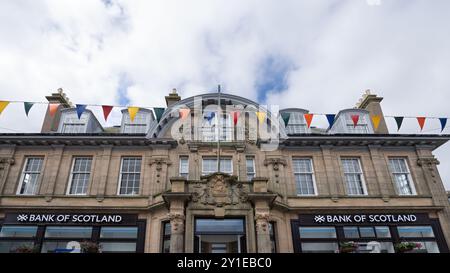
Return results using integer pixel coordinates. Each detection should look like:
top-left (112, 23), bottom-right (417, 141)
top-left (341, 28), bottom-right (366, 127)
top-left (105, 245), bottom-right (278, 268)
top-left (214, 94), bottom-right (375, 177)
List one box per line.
top-left (280, 110), bottom-right (310, 135)
top-left (121, 109), bottom-right (152, 134)
top-left (328, 109), bottom-right (374, 134)
top-left (345, 113), bottom-right (369, 134)
top-left (200, 112), bottom-right (233, 142)
top-left (58, 109), bottom-right (102, 134)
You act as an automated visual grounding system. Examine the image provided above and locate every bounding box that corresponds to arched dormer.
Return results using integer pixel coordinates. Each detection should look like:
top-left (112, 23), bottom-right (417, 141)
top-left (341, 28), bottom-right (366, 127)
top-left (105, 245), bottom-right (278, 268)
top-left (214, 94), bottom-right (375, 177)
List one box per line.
top-left (279, 108), bottom-right (311, 135)
top-left (329, 108), bottom-right (374, 134)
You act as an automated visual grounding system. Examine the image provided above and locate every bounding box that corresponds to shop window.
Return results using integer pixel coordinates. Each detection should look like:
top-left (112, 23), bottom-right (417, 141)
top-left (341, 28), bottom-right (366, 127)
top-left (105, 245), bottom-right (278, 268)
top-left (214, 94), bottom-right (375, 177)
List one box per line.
top-left (161, 222), bottom-right (171, 253)
top-left (100, 227), bottom-right (138, 239)
top-left (299, 227), bottom-right (336, 239)
top-left (67, 157), bottom-right (93, 195)
top-left (202, 157), bottom-right (233, 175)
top-left (194, 219), bottom-right (246, 253)
top-left (0, 225), bottom-right (38, 253)
top-left (100, 242), bottom-right (137, 253)
top-left (44, 226), bottom-right (92, 238)
top-left (341, 158), bottom-right (367, 195)
top-left (301, 242), bottom-right (338, 253)
top-left (293, 158), bottom-right (316, 195)
top-left (375, 226), bottom-right (391, 238)
top-left (17, 157), bottom-right (44, 195)
top-left (397, 226), bottom-right (435, 238)
top-left (0, 226), bottom-right (38, 238)
top-left (118, 157), bottom-right (142, 195)
top-left (0, 241), bottom-right (35, 253)
top-left (388, 158), bottom-right (416, 195)
top-left (406, 241), bottom-right (440, 253)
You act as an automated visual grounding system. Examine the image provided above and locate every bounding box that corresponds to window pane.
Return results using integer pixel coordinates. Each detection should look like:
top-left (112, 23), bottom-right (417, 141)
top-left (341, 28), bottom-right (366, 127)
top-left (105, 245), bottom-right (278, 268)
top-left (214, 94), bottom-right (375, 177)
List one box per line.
top-left (202, 158), bottom-right (232, 175)
top-left (44, 226), bottom-right (92, 238)
top-left (0, 226), bottom-right (37, 238)
top-left (397, 226), bottom-right (435, 238)
top-left (343, 227), bottom-right (359, 238)
top-left (179, 157), bottom-right (189, 177)
top-left (0, 241), bottom-right (35, 253)
top-left (195, 219), bottom-right (244, 234)
top-left (19, 157), bottom-right (44, 195)
top-left (69, 157), bottom-right (92, 195)
top-left (119, 157), bottom-right (141, 195)
top-left (100, 242), bottom-right (137, 253)
top-left (299, 227), bottom-right (336, 238)
top-left (164, 222), bottom-right (171, 236)
top-left (375, 226), bottom-right (391, 238)
top-left (301, 242), bottom-right (338, 253)
top-left (359, 227), bottom-right (375, 237)
top-left (353, 241), bottom-right (395, 253)
top-left (41, 241), bottom-right (78, 253)
top-left (100, 227), bottom-right (138, 239)
top-left (407, 241), bottom-right (440, 253)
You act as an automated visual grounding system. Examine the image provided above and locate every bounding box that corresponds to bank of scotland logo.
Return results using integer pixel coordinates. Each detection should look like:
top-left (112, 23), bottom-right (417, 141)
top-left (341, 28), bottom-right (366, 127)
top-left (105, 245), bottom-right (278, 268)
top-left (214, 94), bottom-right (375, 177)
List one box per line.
top-left (314, 215), bottom-right (325, 223)
top-left (17, 214), bottom-right (28, 221)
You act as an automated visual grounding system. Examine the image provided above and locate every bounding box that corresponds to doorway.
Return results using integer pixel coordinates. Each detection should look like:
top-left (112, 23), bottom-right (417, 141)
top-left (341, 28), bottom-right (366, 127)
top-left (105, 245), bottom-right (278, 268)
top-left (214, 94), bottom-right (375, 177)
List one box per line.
top-left (194, 218), bottom-right (246, 253)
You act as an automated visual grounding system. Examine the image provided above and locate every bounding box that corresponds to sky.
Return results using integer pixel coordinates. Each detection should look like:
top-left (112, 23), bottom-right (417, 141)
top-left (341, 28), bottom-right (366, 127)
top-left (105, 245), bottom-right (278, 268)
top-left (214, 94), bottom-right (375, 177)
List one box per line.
top-left (0, 0), bottom-right (450, 189)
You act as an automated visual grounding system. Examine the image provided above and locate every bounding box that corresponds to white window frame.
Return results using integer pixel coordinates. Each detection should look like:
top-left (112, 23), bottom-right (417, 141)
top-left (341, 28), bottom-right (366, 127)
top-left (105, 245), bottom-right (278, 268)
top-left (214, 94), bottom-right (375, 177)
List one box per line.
top-left (292, 158), bottom-right (318, 196)
top-left (66, 157), bottom-right (93, 196)
top-left (388, 157), bottom-right (417, 196)
top-left (117, 157), bottom-right (142, 196)
top-left (345, 114), bottom-right (369, 134)
top-left (179, 156), bottom-right (189, 179)
top-left (122, 111), bottom-right (150, 134)
top-left (341, 158), bottom-right (368, 196)
top-left (286, 112), bottom-right (308, 134)
top-left (60, 112), bottom-right (88, 133)
top-left (246, 156), bottom-right (256, 181)
top-left (16, 157), bottom-right (44, 195)
top-left (201, 157), bottom-right (233, 176)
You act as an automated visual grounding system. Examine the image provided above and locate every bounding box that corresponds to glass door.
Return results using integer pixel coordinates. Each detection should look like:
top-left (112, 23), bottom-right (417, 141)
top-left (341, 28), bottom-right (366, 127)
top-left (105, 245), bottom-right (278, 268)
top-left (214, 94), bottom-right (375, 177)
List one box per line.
top-left (194, 218), bottom-right (246, 253)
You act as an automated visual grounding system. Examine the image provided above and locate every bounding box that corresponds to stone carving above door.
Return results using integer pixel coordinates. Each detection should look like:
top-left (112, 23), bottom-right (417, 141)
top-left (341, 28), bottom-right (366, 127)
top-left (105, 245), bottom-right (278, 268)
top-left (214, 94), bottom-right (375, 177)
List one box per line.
top-left (189, 172), bottom-right (250, 207)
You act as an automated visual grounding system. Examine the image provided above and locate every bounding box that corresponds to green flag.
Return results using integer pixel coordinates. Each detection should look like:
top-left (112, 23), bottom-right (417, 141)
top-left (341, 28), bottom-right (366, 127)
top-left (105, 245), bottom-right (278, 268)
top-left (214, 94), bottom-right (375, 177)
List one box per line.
top-left (154, 107), bottom-right (165, 122)
top-left (281, 112), bottom-right (290, 126)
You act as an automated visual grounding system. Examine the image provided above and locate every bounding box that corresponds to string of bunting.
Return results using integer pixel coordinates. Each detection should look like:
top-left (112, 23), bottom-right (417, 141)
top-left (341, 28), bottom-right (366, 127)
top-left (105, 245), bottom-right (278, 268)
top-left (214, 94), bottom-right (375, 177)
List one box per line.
top-left (0, 100), bottom-right (449, 132)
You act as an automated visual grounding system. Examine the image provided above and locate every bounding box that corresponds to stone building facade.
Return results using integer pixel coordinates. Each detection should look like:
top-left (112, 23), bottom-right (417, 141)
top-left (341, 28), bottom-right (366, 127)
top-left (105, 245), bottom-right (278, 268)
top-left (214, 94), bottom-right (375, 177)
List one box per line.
top-left (0, 89), bottom-right (449, 253)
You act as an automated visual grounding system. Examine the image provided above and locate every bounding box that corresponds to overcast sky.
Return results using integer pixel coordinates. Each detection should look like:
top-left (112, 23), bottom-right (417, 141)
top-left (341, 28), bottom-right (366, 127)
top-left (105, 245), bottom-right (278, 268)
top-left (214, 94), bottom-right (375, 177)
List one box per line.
top-left (1, 0), bottom-right (450, 189)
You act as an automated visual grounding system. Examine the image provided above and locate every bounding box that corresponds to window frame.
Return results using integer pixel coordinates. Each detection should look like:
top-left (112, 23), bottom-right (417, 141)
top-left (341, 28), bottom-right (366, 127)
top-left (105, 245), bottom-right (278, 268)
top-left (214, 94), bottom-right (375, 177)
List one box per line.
top-left (245, 156), bottom-right (256, 181)
top-left (388, 157), bottom-right (417, 196)
top-left (179, 156), bottom-right (189, 179)
top-left (341, 157), bottom-right (368, 196)
top-left (292, 157), bottom-right (318, 196)
top-left (66, 157), bottom-right (93, 196)
top-left (345, 114), bottom-right (369, 134)
top-left (117, 157), bottom-right (142, 196)
top-left (201, 157), bottom-right (233, 176)
top-left (16, 157), bottom-right (45, 195)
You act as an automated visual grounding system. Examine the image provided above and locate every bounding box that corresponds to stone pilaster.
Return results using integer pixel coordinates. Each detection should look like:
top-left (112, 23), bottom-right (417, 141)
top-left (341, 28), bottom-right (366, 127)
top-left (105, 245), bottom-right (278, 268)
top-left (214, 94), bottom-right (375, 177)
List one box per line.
top-left (95, 145), bottom-right (113, 200)
top-left (168, 212), bottom-right (185, 253)
top-left (43, 145), bottom-right (65, 200)
top-left (255, 212), bottom-right (271, 253)
top-left (0, 156), bottom-right (15, 195)
top-left (368, 145), bottom-right (392, 201)
top-left (320, 145), bottom-right (340, 201)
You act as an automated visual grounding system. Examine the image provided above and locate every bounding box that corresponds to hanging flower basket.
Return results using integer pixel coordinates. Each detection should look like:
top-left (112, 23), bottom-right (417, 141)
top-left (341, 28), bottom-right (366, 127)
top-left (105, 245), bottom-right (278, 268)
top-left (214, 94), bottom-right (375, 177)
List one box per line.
top-left (339, 241), bottom-right (358, 253)
top-left (13, 244), bottom-right (40, 253)
top-left (394, 242), bottom-right (422, 253)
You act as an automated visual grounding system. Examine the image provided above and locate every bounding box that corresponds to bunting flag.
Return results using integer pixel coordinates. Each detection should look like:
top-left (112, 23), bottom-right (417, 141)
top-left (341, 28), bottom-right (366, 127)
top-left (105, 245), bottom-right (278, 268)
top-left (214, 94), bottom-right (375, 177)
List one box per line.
top-left (153, 107), bottom-right (165, 122)
top-left (0, 101), bottom-right (10, 116)
top-left (371, 115), bottom-right (381, 130)
top-left (231, 111), bottom-right (240, 126)
top-left (24, 102), bottom-right (34, 117)
top-left (179, 108), bottom-right (190, 120)
top-left (304, 113), bottom-right (314, 128)
top-left (439, 118), bottom-right (447, 132)
top-left (281, 112), bottom-right (290, 126)
top-left (48, 103), bottom-right (60, 117)
top-left (102, 105), bottom-right (113, 121)
top-left (351, 115), bottom-right (360, 127)
top-left (394, 117), bottom-right (404, 131)
top-left (204, 111), bottom-right (215, 124)
top-left (326, 114), bottom-right (336, 129)
top-left (75, 104), bottom-right (87, 119)
top-left (417, 117), bottom-right (426, 131)
top-left (128, 107), bottom-right (140, 122)
top-left (256, 111), bottom-right (266, 125)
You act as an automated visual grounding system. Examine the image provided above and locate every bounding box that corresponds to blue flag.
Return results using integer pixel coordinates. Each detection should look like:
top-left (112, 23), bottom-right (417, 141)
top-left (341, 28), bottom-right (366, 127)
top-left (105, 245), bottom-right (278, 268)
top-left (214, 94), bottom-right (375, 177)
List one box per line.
top-left (75, 104), bottom-right (87, 119)
top-left (204, 112), bottom-right (215, 124)
top-left (439, 118), bottom-right (447, 132)
top-left (326, 114), bottom-right (336, 129)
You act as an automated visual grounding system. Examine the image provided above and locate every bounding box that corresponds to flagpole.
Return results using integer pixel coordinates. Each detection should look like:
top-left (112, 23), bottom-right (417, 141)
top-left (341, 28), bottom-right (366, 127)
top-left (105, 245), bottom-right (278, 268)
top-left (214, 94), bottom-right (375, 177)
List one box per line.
top-left (217, 84), bottom-right (221, 173)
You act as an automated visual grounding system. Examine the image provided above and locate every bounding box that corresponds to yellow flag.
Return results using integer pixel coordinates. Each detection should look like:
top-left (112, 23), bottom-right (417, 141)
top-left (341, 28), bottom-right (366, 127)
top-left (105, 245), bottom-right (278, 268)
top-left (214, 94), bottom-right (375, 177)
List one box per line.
top-left (128, 107), bottom-right (140, 122)
top-left (256, 111), bottom-right (266, 124)
top-left (371, 115), bottom-right (381, 130)
top-left (0, 101), bottom-right (10, 115)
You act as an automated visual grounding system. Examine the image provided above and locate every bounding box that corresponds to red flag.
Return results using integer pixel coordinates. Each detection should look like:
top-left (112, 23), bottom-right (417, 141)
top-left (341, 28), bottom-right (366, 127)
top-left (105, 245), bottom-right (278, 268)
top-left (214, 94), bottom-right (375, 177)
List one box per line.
top-left (304, 113), bottom-right (314, 128)
top-left (49, 103), bottom-right (60, 117)
top-left (102, 105), bottom-right (113, 121)
top-left (417, 117), bottom-right (426, 131)
top-left (351, 115), bottom-right (359, 127)
top-left (179, 109), bottom-right (190, 119)
top-left (231, 111), bottom-right (240, 125)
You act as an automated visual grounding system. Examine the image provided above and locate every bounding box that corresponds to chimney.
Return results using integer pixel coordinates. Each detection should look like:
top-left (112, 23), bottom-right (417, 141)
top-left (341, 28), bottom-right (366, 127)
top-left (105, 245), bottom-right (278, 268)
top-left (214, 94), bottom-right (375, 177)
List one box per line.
top-left (41, 88), bottom-right (73, 133)
top-left (356, 89), bottom-right (389, 134)
top-left (165, 88), bottom-right (181, 107)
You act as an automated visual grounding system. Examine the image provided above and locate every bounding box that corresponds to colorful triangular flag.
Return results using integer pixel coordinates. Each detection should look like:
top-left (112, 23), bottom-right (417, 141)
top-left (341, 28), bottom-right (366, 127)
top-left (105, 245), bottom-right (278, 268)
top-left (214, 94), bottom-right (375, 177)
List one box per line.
top-left (231, 111), bottom-right (240, 126)
top-left (128, 107), bottom-right (140, 122)
top-left (24, 102), bottom-right (34, 117)
top-left (304, 113), bottom-right (314, 128)
top-left (49, 103), bottom-right (60, 117)
top-left (326, 114), bottom-right (336, 129)
top-left (256, 111), bottom-right (266, 125)
top-left (75, 104), bottom-right (87, 119)
top-left (439, 118), bottom-right (447, 132)
top-left (351, 115), bottom-right (360, 127)
top-left (153, 107), bottom-right (165, 122)
top-left (281, 112), bottom-right (290, 126)
top-left (102, 105), bottom-right (113, 122)
top-left (0, 101), bottom-right (10, 116)
top-left (204, 112), bottom-right (215, 124)
top-left (371, 115), bottom-right (381, 130)
top-left (394, 117), bottom-right (404, 131)
top-left (417, 117), bottom-right (426, 131)
top-left (179, 108), bottom-right (190, 120)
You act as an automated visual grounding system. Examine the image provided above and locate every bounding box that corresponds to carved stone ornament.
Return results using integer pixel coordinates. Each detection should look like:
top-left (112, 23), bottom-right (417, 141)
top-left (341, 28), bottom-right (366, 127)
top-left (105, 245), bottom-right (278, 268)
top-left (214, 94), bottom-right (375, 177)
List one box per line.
top-left (0, 157), bottom-right (15, 170)
top-left (255, 213), bottom-right (270, 233)
top-left (417, 157), bottom-right (440, 182)
top-left (190, 173), bottom-right (249, 207)
top-left (263, 158), bottom-right (287, 171)
top-left (168, 212), bottom-right (185, 234)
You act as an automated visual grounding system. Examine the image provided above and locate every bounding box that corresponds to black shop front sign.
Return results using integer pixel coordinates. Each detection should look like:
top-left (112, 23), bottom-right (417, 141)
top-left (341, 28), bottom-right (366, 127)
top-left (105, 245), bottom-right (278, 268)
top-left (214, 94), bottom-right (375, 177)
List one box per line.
top-left (298, 213), bottom-right (430, 225)
top-left (3, 212), bottom-right (138, 225)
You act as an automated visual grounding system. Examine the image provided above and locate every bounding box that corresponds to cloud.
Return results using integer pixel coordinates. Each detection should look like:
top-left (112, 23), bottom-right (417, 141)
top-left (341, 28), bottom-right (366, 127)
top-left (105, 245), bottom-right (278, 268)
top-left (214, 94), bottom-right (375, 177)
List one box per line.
top-left (0, 0), bottom-right (450, 189)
